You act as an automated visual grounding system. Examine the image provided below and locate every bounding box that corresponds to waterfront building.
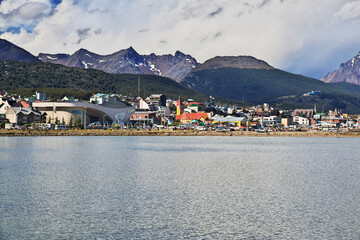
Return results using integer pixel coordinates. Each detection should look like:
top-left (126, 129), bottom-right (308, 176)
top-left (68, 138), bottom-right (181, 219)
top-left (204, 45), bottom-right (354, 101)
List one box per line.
top-left (33, 97), bottom-right (135, 126)
top-left (262, 116), bottom-right (281, 126)
top-left (212, 116), bottom-right (247, 128)
top-left (130, 111), bottom-right (158, 125)
top-left (5, 107), bottom-right (43, 125)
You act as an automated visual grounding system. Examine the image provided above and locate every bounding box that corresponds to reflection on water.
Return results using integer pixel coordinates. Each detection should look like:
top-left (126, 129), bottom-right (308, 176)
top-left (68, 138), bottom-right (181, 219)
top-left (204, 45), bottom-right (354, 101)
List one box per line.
top-left (1, 137), bottom-right (360, 239)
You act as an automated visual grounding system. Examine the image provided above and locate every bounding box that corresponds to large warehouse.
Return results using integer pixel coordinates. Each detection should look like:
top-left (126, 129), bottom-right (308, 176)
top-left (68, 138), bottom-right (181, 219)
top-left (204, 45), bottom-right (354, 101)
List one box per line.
top-left (33, 97), bottom-right (135, 126)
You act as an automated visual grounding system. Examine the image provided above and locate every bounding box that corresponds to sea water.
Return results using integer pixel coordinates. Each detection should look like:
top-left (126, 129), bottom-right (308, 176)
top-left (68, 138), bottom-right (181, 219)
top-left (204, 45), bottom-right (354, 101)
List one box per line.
top-left (1, 136), bottom-right (359, 239)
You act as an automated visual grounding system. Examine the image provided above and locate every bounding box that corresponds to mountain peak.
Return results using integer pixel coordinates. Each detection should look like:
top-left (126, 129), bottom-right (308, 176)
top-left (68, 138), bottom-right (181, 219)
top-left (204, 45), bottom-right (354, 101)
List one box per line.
top-left (322, 52), bottom-right (360, 85)
top-left (175, 50), bottom-right (186, 58)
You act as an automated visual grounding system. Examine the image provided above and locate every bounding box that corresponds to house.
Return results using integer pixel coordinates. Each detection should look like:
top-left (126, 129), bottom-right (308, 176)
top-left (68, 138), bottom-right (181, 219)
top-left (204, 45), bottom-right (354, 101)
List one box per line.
top-left (130, 111), bottom-right (158, 125)
top-left (293, 116), bottom-right (309, 126)
top-left (90, 93), bottom-right (110, 104)
top-left (281, 116), bottom-right (293, 127)
top-left (186, 102), bottom-right (206, 112)
top-left (5, 107), bottom-right (43, 125)
top-left (262, 116), bottom-right (281, 126)
top-left (62, 96), bottom-right (76, 102)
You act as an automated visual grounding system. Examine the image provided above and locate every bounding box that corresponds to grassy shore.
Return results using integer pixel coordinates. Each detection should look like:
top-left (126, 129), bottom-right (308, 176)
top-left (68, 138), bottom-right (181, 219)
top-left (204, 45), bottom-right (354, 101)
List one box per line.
top-left (1, 129), bottom-right (360, 137)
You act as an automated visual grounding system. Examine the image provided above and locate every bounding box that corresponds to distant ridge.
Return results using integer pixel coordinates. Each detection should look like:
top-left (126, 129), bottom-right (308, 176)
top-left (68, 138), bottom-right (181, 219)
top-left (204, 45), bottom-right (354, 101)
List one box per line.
top-left (0, 39), bottom-right (40, 63)
top-left (192, 56), bottom-right (274, 72)
top-left (38, 47), bottom-right (198, 82)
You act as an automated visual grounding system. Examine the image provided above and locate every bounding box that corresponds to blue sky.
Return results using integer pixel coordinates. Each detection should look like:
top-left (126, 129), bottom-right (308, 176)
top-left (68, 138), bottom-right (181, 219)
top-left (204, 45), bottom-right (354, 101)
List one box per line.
top-left (1, 0), bottom-right (360, 79)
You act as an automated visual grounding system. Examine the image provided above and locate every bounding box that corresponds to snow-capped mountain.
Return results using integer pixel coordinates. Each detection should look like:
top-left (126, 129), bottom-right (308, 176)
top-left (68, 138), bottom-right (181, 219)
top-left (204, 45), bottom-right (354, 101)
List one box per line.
top-left (322, 52), bottom-right (360, 85)
top-left (38, 47), bottom-right (198, 82)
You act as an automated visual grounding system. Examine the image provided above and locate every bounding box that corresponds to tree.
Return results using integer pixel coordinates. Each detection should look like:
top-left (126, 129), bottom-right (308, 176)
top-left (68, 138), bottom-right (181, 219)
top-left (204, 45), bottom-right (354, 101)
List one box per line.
top-left (55, 117), bottom-right (59, 125)
top-left (61, 117), bottom-right (65, 126)
top-left (47, 116), bottom-right (52, 124)
top-left (68, 115), bottom-right (73, 128)
top-left (75, 115), bottom-right (82, 129)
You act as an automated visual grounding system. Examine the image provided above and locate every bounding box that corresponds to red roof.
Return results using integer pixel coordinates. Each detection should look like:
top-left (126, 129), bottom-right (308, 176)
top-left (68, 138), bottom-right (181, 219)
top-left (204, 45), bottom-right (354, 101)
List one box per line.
top-left (187, 102), bottom-right (205, 107)
top-left (20, 101), bottom-right (29, 108)
top-left (176, 112), bottom-right (208, 121)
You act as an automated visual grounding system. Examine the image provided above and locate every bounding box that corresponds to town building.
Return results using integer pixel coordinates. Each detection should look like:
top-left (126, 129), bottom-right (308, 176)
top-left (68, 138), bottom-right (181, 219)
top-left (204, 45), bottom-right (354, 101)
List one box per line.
top-left (33, 97), bottom-right (135, 126)
top-left (5, 107), bottom-right (43, 125)
top-left (149, 94), bottom-right (166, 106)
top-left (90, 93), bottom-right (110, 104)
top-left (293, 116), bottom-right (309, 126)
top-left (291, 109), bottom-right (314, 118)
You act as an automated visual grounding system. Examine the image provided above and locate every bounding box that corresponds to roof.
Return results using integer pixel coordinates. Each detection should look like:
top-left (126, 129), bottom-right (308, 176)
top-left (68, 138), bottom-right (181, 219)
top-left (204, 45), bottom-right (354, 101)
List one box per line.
top-left (187, 102), bottom-right (205, 107)
top-left (176, 112), bottom-right (208, 121)
top-left (212, 116), bottom-right (247, 122)
top-left (20, 101), bottom-right (30, 108)
top-left (12, 107), bottom-right (42, 116)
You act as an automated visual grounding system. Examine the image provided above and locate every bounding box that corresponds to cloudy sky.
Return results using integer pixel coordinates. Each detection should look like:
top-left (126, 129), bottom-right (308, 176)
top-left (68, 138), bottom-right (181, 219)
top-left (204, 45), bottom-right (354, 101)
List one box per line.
top-left (1, 0), bottom-right (360, 79)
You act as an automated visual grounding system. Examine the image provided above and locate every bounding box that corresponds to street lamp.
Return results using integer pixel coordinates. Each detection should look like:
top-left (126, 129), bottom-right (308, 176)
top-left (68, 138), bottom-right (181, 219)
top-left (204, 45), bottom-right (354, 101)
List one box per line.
top-left (103, 114), bottom-right (107, 130)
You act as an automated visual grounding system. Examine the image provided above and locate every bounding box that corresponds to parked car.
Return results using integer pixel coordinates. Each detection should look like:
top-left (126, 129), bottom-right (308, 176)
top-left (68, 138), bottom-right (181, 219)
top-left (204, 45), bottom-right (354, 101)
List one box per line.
top-left (255, 128), bottom-right (267, 133)
top-left (55, 125), bottom-right (68, 130)
top-left (178, 125), bottom-right (187, 130)
top-left (196, 126), bottom-right (207, 131)
top-left (215, 126), bottom-right (230, 132)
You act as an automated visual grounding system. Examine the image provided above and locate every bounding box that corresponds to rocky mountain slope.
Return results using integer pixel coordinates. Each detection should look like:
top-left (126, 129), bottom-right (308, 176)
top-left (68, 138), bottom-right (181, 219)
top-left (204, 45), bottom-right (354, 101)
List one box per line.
top-left (322, 52), bottom-right (360, 85)
top-left (38, 47), bottom-right (198, 82)
top-left (0, 39), bottom-right (40, 63)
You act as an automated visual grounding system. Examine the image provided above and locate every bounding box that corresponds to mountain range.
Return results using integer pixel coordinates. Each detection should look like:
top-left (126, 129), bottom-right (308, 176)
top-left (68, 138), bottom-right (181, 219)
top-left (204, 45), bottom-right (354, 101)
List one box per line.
top-left (2, 38), bottom-right (360, 112)
top-left (37, 47), bottom-right (198, 82)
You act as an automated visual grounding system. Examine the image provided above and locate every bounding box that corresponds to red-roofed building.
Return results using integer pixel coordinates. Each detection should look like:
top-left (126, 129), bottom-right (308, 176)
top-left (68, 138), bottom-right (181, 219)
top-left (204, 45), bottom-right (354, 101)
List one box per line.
top-left (175, 112), bottom-right (209, 124)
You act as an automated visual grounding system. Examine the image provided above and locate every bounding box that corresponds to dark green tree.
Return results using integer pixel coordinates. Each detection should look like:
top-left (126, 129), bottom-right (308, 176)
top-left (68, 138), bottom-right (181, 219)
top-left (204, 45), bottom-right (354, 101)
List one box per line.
top-left (75, 115), bottom-right (82, 129)
top-left (68, 115), bottom-right (73, 128)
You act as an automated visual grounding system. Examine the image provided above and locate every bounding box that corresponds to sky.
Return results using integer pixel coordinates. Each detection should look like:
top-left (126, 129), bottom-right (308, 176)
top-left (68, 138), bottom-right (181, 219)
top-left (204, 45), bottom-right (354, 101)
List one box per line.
top-left (1, 0), bottom-right (360, 79)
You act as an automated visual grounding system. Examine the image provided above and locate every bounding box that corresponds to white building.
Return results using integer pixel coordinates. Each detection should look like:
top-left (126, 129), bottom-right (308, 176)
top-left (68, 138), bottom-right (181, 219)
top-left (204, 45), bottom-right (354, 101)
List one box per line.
top-left (293, 116), bottom-right (309, 126)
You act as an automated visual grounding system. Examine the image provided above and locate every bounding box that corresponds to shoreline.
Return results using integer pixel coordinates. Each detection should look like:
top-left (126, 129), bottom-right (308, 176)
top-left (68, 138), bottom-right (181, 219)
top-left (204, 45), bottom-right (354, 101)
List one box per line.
top-left (1, 129), bottom-right (360, 137)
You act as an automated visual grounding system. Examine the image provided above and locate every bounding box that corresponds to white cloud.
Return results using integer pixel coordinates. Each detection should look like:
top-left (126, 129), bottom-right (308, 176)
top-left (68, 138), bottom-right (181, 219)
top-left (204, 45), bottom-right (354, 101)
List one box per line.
top-left (1, 0), bottom-right (360, 78)
top-left (335, 0), bottom-right (360, 20)
top-left (0, 0), bottom-right (52, 31)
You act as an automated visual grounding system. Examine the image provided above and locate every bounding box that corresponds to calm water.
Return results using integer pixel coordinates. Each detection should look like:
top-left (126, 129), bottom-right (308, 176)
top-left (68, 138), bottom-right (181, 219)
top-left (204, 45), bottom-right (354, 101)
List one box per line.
top-left (0, 136), bottom-right (360, 239)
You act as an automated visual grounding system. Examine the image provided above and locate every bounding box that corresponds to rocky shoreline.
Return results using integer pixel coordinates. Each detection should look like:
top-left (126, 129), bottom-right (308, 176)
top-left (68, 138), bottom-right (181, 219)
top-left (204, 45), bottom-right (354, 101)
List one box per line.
top-left (1, 129), bottom-right (360, 137)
